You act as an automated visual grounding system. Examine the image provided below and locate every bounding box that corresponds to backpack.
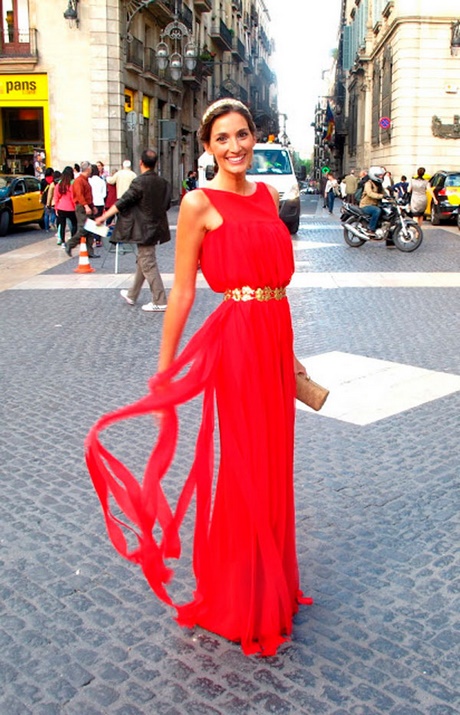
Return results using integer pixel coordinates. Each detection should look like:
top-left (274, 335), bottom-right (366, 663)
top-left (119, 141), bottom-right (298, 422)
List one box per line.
top-left (40, 184), bottom-right (49, 205)
top-left (354, 185), bottom-right (363, 203)
top-left (354, 175), bottom-right (368, 204)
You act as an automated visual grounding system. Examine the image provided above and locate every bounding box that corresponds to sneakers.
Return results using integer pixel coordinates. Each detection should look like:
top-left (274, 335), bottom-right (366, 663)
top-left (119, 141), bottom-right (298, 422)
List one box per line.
top-left (120, 289), bottom-right (135, 306)
top-left (141, 302), bottom-right (167, 312)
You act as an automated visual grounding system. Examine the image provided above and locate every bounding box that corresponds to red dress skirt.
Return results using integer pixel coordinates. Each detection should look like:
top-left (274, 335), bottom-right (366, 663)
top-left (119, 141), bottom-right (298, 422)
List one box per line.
top-left (85, 183), bottom-right (312, 656)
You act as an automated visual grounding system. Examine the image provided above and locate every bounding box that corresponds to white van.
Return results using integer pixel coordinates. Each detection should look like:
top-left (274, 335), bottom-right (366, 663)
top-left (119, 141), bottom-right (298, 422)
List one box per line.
top-left (197, 143), bottom-right (301, 234)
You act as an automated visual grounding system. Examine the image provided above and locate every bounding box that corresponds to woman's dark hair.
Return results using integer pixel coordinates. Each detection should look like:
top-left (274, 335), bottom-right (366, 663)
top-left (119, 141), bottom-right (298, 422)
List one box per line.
top-left (416, 167), bottom-right (426, 179)
top-left (91, 164), bottom-right (99, 177)
top-left (59, 166), bottom-right (74, 194)
top-left (44, 167), bottom-right (54, 178)
top-left (53, 170), bottom-right (61, 182)
top-left (198, 99), bottom-right (256, 144)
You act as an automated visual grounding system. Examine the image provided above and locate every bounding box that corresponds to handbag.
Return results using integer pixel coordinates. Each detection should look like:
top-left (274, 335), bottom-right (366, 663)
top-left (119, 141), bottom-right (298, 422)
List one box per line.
top-left (295, 372), bottom-right (330, 411)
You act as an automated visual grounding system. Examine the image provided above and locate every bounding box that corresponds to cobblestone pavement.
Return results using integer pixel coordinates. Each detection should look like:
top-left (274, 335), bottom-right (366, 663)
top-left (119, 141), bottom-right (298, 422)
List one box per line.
top-left (1, 197), bottom-right (459, 714)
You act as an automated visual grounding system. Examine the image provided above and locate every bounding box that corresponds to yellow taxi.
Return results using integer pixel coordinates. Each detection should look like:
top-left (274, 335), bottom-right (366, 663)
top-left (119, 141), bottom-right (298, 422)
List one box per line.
top-left (0, 175), bottom-right (45, 236)
top-left (425, 170), bottom-right (460, 225)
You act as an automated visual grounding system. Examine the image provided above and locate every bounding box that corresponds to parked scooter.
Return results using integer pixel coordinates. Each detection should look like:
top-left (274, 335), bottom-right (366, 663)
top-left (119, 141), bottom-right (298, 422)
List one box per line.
top-left (340, 196), bottom-right (423, 252)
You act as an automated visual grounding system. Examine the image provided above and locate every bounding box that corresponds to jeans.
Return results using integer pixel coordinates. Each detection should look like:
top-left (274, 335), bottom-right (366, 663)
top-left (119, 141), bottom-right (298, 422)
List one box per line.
top-left (327, 190), bottom-right (335, 213)
top-left (44, 206), bottom-right (56, 230)
top-left (361, 204), bottom-right (381, 232)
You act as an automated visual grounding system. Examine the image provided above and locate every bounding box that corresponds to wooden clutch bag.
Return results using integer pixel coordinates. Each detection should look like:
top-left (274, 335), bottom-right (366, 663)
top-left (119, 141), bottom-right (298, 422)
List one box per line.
top-left (295, 373), bottom-right (330, 411)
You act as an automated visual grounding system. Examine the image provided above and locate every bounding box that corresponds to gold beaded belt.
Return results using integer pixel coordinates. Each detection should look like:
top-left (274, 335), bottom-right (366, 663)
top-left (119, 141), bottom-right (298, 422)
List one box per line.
top-left (223, 286), bottom-right (287, 302)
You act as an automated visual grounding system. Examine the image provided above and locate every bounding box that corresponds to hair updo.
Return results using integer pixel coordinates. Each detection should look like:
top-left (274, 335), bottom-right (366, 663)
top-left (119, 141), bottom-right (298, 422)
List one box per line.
top-left (198, 99), bottom-right (256, 144)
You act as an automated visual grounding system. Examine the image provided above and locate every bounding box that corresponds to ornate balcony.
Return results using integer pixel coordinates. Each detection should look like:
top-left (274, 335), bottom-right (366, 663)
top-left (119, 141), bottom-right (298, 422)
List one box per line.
top-left (243, 54), bottom-right (254, 75)
top-left (209, 18), bottom-right (233, 51)
top-left (182, 59), bottom-right (213, 89)
top-left (126, 37), bottom-right (144, 72)
top-left (144, 48), bottom-right (160, 79)
top-left (193, 0), bottom-right (212, 13)
top-left (0, 28), bottom-right (38, 64)
top-left (232, 0), bottom-right (243, 17)
top-left (231, 36), bottom-right (245, 62)
top-left (148, 0), bottom-right (175, 25)
top-left (257, 57), bottom-right (273, 83)
top-left (238, 84), bottom-right (248, 103)
top-left (179, 3), bottom-right (193, 32)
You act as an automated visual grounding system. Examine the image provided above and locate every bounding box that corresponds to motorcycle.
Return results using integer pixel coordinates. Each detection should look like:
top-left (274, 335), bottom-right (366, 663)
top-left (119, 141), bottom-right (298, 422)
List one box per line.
top-left (340, 196), bottom-right (423, 252)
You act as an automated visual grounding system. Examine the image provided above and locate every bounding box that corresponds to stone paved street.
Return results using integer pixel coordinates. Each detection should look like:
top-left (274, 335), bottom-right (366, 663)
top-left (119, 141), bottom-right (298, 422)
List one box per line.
top-left (1, 196), bottom-right (459, 714)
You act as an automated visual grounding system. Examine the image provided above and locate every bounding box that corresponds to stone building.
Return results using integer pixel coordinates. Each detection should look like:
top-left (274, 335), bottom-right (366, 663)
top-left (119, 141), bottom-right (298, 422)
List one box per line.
top-left (0, 0), bottom-right (278, 201)
top-left (315, 0), bottom-right (460, 181)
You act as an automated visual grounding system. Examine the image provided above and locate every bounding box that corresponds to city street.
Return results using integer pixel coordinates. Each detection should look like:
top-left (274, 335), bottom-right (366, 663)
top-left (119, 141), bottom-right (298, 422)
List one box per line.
top-left (1, 195), bottom-right (459, 715)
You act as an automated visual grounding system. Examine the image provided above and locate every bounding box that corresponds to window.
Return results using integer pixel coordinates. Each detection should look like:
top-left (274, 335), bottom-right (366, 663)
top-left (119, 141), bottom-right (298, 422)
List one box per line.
top-left (445, 174), bottom-right (460, 188)
top-left (1, 0), bottom-right (30, 50)
top-left (371, 60), bottom-right (381, 147)
top-left (381, 47), bottom-right (392, 145)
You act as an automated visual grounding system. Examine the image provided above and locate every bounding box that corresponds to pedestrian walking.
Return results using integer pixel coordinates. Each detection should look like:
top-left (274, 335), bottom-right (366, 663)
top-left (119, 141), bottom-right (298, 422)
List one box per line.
top-left (89, 164), bottom-right (107, 246)
top-left (54, 166), bottom-right (77, 245)
top-left (382, 170), bottom-right (394, 192)
top-left (324, 172), bottom-right (339, 213)
top-left (106, 159), bottom-right (137, 199)
top-left (343, 169), bottom-right (358, 203)
top-left (85, 99), bottom-right (313, 657)
top-left (64, 161), bottom-right (98, 258)
top-left (393, 175), bottom-right (409, 201)
top-left (408, 167), bottom-right (436, 227)
top-left (45, 170), bottom-right (60, 231)
top-left (96, 149), bottom-right (170, 312)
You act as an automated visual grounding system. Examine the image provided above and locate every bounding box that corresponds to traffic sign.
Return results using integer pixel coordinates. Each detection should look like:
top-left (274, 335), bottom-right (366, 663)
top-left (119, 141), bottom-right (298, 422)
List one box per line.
top-left (379, 116), bottom-right (391, 129)
top-left (322, 166), bottom-right (330, 174)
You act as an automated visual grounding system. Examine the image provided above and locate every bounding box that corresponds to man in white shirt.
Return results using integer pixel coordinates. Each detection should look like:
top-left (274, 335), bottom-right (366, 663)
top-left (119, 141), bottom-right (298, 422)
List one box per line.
top-left (107, 160), bottom-right (137, 198)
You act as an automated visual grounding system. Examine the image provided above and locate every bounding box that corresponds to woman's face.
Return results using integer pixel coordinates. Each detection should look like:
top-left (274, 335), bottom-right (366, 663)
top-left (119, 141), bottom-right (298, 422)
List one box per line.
top-left (204, 111), bottom-right (255, 177)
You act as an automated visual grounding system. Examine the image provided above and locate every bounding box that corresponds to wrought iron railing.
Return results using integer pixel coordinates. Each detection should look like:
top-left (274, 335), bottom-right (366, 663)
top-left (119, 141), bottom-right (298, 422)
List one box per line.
top-left (0, 28), bottom-right (38, 58)
top-left (127, 36), bottom-right (144, 70)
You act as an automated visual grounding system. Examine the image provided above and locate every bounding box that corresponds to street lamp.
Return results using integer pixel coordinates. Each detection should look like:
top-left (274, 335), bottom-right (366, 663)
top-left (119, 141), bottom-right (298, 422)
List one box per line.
top-left (63, 0), bottom-right (79, 28)
top-left (155, 2), bottom-right (197, 79)
top-left (451, 21), bottom-right (460, 56)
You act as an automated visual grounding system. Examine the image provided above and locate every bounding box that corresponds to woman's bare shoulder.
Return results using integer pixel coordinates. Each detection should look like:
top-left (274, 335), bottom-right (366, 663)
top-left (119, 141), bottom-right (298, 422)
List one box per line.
top-left (180, 188), bottom-right (212, 213)
top-left (178, 188), bottom-right (222, 233)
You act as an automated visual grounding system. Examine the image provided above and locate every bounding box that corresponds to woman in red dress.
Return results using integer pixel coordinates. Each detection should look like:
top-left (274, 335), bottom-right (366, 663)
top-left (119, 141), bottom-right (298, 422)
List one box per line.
top-left (86, 100), bottom-right (312, 656)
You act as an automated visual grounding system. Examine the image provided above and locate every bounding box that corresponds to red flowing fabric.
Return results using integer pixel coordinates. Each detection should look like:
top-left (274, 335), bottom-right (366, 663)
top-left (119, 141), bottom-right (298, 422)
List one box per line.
top-left (85, 183), bottom-right (312, 656)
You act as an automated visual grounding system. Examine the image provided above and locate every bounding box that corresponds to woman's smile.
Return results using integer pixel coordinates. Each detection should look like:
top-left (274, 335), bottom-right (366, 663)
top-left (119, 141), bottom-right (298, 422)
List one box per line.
top-left (205, 111), bottom-right (256, 177)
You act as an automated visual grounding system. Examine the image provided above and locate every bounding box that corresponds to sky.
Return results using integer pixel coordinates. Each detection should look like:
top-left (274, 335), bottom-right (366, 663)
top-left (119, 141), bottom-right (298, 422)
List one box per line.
top-left (263, 0), bottom-right (343, 158)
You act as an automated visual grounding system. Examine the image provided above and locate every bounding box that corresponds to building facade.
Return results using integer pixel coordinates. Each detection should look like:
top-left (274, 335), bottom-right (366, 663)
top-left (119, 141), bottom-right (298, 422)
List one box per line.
top-left (0, 0), bottom-right (278, 201)
top-left (314, 0), bottom-right (460, 182)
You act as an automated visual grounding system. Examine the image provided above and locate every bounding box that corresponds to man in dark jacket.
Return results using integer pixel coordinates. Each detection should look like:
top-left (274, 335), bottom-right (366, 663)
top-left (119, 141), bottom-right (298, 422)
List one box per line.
top-left (96, 149), bottom-right (171, 312)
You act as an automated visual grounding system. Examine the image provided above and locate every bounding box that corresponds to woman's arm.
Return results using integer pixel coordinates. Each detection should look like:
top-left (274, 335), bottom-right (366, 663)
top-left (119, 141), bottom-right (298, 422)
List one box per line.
top-left (157, 190), bottom-right (209, 373)
top-left (427, 183), bottom-right (438, 205)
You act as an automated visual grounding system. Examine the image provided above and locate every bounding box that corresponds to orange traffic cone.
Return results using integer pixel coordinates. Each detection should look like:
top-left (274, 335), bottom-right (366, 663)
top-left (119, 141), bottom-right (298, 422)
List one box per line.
top-left (74, 236), bottom-right (95, 273)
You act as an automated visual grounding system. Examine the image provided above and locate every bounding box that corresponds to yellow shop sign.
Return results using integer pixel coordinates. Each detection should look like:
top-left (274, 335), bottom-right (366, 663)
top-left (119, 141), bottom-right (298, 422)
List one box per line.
top-left (0, 74), bottom-right (48, 102)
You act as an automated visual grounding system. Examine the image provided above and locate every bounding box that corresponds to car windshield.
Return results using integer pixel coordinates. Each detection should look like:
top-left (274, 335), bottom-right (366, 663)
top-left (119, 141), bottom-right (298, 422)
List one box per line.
top-left (247, 149), bottom-right (292, 175)
top-left (0, 176), bottom-right (14, 198)
top-left (445, 175), bottom-right (460, 188)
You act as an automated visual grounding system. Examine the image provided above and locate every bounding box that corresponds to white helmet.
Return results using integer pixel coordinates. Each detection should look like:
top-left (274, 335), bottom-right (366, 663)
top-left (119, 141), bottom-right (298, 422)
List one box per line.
top-left (368, 166), bottom-right (385, 184)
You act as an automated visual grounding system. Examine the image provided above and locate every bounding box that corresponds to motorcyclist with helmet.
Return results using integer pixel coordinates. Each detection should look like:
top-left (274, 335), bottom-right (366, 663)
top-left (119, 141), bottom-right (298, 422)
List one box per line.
top-left (358, 166), bottom-right (387, 237)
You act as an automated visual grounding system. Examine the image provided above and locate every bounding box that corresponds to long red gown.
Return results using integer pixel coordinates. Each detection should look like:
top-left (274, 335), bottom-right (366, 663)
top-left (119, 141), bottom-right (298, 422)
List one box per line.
top-left (85, 182), bottom-right (311, 656)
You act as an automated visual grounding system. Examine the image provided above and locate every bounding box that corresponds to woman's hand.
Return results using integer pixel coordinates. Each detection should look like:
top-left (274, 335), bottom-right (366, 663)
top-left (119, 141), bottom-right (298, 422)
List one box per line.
top-left (294, 355), bottom-right (307, 377)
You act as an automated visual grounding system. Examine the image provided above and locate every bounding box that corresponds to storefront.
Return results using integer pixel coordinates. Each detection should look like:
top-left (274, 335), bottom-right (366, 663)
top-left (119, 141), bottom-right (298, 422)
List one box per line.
top-left (0, 73), bottom-right (50, 177)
